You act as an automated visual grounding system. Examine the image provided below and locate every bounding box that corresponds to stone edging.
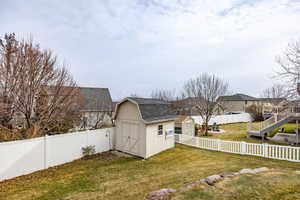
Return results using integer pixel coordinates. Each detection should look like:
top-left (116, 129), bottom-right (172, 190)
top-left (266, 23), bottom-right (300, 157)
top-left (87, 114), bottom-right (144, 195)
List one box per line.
top-left (144, 167), bottom-right (271, 200)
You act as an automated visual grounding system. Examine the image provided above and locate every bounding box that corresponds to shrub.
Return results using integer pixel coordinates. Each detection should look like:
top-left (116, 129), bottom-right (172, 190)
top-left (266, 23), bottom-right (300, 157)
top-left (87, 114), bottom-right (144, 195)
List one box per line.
top-left (245, 104), bottom-right (264, 122)
top-left (81, 145), bottom-right (96, 159)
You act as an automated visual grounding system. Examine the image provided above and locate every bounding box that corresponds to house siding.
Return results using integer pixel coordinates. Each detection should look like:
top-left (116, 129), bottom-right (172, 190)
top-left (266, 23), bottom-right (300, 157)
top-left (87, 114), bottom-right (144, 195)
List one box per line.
top-left (220, 100), bottom-right (259, 113)
top-left (81, 112), bottom-right (112, 129)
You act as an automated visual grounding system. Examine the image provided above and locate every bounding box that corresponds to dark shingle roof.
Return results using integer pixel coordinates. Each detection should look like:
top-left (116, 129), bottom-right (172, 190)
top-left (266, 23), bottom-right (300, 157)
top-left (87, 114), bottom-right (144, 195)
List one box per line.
top-left (79, 87), bottom-right (112, 112)
top-left (218, 93), bottom-right (257, 101)
top-left (127, 97), bottom-right (177, 123)
top-left (258, 98), bottom-right (287, 102)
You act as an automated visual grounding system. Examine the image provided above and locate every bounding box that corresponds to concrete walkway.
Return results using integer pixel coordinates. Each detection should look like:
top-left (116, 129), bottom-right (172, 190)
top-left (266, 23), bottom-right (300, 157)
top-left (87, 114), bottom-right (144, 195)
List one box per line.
top-left (268, 133), bottom-right (299, 145)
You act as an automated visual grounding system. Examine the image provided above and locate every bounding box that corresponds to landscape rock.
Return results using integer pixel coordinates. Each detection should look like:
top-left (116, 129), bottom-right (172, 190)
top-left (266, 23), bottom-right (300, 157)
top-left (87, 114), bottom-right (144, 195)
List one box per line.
top-left (181, 179), bottom-right (207, 190)
top-left (145, 188), bottom-right (176, 200)
top-left (239, 168), bottom-right (255, 174)
top-left (253, 167), bottom-right (269, 173)
top-left (220, 173), bottom-right (235, 178)
top-left (205, 175), bottom-right (222, 185)
top-left (295, 171), bottom-right (300, 175)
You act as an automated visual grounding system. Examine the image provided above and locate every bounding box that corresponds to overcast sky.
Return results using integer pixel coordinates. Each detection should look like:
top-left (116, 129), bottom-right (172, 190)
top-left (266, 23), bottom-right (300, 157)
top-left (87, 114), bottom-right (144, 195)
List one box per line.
top-left (1, 0), bottom-right (300, 100)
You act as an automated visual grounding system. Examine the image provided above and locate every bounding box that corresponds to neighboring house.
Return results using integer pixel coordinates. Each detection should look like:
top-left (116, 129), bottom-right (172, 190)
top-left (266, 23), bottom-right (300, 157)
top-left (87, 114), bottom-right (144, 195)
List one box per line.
top-left (216, 93), bottom-right (258, 114)
top-left (0, 95), bottom-right (26, 128)
top-left (172, 97), bottom-right (204, 115)
top-left (175, 115), bottom-right (195, 136)
top-left (258, 98), bottom-right (288, 113)
top-left (216, 93), bottom-right (287, 115)
top-left (79, 87), bottom-right (113, 129)
top-left (111, 101), bottom-right (119, 117)
top-left (0, 87), bottom-right (113, 130)
top-left (114, 97), bottom-right (177, 158)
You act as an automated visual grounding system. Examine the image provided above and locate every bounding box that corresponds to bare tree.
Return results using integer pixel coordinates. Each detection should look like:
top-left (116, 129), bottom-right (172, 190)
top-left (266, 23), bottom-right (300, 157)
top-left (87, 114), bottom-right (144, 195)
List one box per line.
top-left (182, 73), bottom-right (228, 136)
top-left (0, 33), bottom-right (19, 128)
top-left (0, 33), bottom-right (82, 138)
top-left (261, 84), bottom-right (287, 107)
top-left (261, 84), bottom-right (286, 99)
top-left (88, 99), bottom-right (111, 130)
top-left (150, 89), bottom-right (177, 101)
top-left (129, 93), bottom-right (140, 98)
top-left (276, 39), bottom-right (300, 98)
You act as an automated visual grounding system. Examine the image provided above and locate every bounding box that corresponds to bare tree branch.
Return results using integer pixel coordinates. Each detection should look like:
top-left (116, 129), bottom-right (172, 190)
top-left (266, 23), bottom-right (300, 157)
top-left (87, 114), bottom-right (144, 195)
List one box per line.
top-left (150, 89), bottom-right (177, 101)
top-left (0, 33), bottom-right (82, 138)
top-left (276, 39), bottom-right (300, 98)
top-left (182, 73), bottom-right (229, 136)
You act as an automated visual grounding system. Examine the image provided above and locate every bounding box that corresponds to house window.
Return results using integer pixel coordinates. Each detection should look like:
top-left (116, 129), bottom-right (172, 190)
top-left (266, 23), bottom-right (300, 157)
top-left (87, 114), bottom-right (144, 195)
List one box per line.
top-left (158, 125), bottom-right (163, 135)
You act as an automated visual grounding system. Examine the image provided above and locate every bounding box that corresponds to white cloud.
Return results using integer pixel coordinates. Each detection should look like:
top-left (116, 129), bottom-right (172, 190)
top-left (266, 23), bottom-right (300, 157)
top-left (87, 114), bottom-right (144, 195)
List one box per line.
top-left (1, 0), bottom-right (300, 99)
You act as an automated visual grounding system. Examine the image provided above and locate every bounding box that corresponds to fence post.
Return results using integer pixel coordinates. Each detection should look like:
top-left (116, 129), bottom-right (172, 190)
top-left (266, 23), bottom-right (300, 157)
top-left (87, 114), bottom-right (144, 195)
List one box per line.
top-left (241, 142), bottom-right (246, 155)
top-left (263, 144), bottom-right (268, 158)
top-left (196, 137), bottom-right (199, 147)
top-left (44, 134), bottom-right (48, 169)
top-left (217, 139), bottom-right (221, 151)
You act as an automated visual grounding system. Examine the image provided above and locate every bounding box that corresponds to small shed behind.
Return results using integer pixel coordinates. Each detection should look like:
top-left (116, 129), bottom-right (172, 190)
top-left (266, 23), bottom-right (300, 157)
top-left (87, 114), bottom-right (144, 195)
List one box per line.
top-left (175, 116), bottom-right (195, 136)
top-left (114, 97), bottom-right (177, 158)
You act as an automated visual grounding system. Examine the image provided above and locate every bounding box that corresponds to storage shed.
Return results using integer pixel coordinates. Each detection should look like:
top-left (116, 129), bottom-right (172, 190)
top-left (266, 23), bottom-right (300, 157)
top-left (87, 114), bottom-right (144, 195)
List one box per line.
top-left (175, 116), bottom-right (195, 136)
top-left (114, 97), bottom-right (177, 158)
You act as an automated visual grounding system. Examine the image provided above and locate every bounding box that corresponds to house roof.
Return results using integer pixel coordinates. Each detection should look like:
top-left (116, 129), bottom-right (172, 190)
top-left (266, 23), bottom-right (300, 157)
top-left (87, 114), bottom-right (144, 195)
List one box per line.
top-left (257, 98), bottom-right (287, 102)
top-left (117, 97), bottom-right (177, 123)
top-left (112, 101), bottom-right (119, 112)
top-left (218, 93), bottom-right (257, 101)
top-left (79, 87), bottom-right (113, 112)
top-left (172, 97), bottom-right (205, 105)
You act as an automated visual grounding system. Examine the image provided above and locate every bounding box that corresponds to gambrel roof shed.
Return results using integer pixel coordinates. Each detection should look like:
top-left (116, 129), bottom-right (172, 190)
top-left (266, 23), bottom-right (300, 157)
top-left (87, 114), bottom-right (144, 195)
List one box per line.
top-left (115, 97), bottom-right (177, 124)
top-left (114, 97), bottom-right (177, 158)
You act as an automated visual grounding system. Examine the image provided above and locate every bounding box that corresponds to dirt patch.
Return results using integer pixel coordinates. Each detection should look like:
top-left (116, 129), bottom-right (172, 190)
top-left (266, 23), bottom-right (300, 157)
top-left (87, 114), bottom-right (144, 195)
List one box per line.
top-left (82, 151), bottom-right (123, 161)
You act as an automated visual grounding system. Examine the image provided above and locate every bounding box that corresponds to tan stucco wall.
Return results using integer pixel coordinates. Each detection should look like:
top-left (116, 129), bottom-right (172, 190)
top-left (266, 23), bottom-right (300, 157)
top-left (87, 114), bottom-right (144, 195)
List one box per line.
top-left (145, 121), bottom-right (175, 158)
top-left (220, 100), bottom-right (259, 113)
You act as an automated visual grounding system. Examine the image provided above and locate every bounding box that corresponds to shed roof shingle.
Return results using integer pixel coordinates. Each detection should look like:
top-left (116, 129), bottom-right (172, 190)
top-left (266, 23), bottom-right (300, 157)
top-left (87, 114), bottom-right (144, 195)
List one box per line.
top-left (127, 97), bottom-right (177, 123)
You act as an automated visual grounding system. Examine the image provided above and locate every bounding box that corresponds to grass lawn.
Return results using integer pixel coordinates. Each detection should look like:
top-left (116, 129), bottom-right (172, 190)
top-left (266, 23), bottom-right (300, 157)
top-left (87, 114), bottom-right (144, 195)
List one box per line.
top-left (269, 124), bottom-right (297, 137)
top-left (197, 123), bottom-right (289, 145)
top-left (174, 169), bottom-right (300, 200)
top-left (1, 144), bottom-right (300, 200)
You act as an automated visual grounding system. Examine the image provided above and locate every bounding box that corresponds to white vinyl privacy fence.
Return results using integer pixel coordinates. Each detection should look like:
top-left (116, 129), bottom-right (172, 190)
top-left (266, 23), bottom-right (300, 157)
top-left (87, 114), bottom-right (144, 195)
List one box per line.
top-left (175, 134), bottom-right (300, 162)
top-left (192, 113), bottom-right (252, 125)
top-left (0, 128), bottom-right (113, 181)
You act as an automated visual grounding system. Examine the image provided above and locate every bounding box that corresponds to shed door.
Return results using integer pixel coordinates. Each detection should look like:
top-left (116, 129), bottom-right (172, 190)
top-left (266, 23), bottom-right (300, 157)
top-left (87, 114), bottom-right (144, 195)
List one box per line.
top-left (121, 121), bottom-right (140, 155)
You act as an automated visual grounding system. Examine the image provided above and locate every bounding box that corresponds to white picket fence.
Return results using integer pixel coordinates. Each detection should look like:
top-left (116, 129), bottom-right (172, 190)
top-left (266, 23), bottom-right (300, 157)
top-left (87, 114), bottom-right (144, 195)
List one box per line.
top-left (0, 128), bottom-right (114, 182)
top-left (175, 134), bottom-right (300, 162)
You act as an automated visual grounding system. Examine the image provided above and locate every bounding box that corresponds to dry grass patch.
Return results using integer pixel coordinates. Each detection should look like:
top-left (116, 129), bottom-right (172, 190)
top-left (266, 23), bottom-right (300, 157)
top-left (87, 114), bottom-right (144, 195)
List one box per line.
top-left (174, 170), bottom-right (300, 200)
top-left (1, 145), bottom-right (300, 200)
top-left (199, 123), bottom-right (285, 145)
